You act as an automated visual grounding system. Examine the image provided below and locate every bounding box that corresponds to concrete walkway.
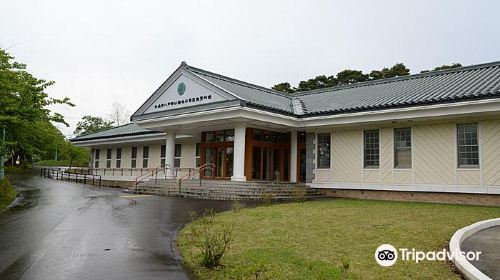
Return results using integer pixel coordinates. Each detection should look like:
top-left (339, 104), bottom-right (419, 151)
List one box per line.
top-left (461, 226), bottom-right (500, 279)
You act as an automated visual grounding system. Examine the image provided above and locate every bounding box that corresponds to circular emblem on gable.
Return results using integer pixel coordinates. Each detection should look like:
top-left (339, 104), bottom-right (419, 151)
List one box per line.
top-left (177, 82), bottom-right (186, 96)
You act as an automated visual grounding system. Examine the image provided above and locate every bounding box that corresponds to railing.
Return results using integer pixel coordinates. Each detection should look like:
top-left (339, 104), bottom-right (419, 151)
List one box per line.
top-left (176, 163), bottom-right (215, 195)
top-left (65, 167), bottom-right (195, 178)
top-left (40, 167), bottom-right (102, 187)
top-left (128, 164), bottom-right (174, 191)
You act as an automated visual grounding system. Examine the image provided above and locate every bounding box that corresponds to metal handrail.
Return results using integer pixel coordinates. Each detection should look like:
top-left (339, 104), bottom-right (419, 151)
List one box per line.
top-left (176, 163), bottom-right (215, 195)
top-left (40, 167), bottom-right (102, 187)
top-left (128, 163), bottom-right (173, 191)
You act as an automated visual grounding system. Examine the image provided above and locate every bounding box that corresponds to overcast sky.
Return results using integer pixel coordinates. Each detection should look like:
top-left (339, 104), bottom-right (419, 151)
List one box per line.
top-left (2, 0), bottom-right (500, 136)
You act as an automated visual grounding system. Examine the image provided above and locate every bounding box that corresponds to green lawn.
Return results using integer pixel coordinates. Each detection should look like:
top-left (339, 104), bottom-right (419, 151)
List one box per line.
top-left (178, 199), bottom-right (500, 280)
top-left (0, 178), bottom-right (16, 210)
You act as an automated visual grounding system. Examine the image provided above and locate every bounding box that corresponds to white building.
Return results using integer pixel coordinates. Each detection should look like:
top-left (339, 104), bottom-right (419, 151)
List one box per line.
top-left (72, 61), bottom-right (500, 203)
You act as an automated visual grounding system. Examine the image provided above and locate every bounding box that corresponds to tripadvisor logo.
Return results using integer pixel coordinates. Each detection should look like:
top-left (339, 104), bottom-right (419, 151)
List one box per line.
top-left (375, 243), bottom-right (481, 267)
top-left (375, 244), bottom-right (398, 267)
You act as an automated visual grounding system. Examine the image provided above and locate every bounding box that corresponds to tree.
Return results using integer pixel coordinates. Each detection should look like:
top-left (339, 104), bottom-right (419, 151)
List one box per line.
top-left (107, 101), bottom-right (130, 126)
top-left (420, 63), bottom-right (462, 73)
top-left (59, 141), bottom-right (90, 167)
top-left (272, 82), bottom-right (295, 93)
top-left (0, 48), bottom-right (74, 165)
top-left (272, 62), bottom-right (457, 94)
top-left (73, 115), bottom-right (114, 137)
top-left (336, 70), bottom-right (368, 85)
top-left (296, 75), bottom-right (338, 92)
top-left (369, 63), bottom-right (410, 80)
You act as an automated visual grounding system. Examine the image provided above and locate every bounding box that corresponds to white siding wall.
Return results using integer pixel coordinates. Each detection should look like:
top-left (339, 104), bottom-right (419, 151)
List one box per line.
top-left (313, 118), bottom-right (500, 193)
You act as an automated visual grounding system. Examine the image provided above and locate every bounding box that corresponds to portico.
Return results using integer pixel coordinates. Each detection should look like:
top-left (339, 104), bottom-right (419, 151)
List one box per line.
top-left (130, 62), bottom-right (304, 182)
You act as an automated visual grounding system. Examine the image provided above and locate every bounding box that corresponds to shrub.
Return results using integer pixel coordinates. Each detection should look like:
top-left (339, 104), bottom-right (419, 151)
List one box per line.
top-left (338, 256), bottom-right (351, 279)
top-left (291, 187), bottom-right (307, 203)
top-left (186, 208), bottom-right (232, 269)
top-left (0, 178), bottom-right (16, 209)
top-left (260, 191), bottom-right (274, 206)
top-left (231, 199), bottom-right (244, 213)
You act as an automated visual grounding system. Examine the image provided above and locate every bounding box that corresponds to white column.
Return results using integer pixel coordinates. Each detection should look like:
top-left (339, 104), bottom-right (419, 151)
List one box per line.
top-left (165, 131), bottom-right (176, 179)
top-left (290, 130), bottom-right (298, 182)
top-left (231, 124), bottom-right (246, 181)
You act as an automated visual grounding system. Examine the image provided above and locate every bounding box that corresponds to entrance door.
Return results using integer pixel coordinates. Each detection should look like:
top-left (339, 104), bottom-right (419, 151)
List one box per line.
top-left (201, 130), bottom-right (234, 179)
top-left (249, 129), bottom-right (290, 181)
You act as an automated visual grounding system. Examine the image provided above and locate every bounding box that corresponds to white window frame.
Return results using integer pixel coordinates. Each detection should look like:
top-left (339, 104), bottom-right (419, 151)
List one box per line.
top-left (393, 127), bottom-right (412, 169)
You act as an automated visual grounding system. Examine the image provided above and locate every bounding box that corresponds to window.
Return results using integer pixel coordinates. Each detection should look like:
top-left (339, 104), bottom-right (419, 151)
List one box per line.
top-left (364, 130), bottom-right (380, 168)
top-left (160, 144), bottom-right (166, 166)
top-left (317, 133), bottom-right (331, 169)
top-left (174, 144), bottom-right (182, 168)
top-left (394, 128), bottom-right (412, 168)
top-left (142, 146), bottom-right (149, 168)
top-left (131, 146), bottom-right (137, 168)
top-left (94, 149), bottom-right (100, 168)
top-left (116, 148), bottom-right (122, 168)
top-left (106, 148), bottom-right (112, 168)
top-left (457, 124), bottom-right (479, 167)
top-left (195, 143), bottom-right (200, 167)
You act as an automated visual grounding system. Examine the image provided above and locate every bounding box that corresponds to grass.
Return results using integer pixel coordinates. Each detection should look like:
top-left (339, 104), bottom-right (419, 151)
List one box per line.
top-left (0, 178), bottom-right (16, 210)
top-left (178, 199), bottom-right (500, 280)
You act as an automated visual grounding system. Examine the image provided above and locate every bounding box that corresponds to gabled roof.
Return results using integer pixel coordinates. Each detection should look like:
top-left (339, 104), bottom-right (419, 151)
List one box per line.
top-left (71, 123), bottom-right (161, 142)
top-left (185, 65), bottom-right (295, 114)
top-left (145, 60), bottom-right (500, 118)
top-left (76, 60), bottom-right (500, 142)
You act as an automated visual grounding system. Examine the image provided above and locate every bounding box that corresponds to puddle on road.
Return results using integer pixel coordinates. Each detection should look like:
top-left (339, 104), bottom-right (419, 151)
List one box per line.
top-left (9, 189), bottom-right (41, 211)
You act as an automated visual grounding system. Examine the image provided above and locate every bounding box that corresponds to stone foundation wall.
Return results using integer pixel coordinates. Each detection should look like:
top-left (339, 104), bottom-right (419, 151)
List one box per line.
top-left (320, 189), bottom-right (500, 206)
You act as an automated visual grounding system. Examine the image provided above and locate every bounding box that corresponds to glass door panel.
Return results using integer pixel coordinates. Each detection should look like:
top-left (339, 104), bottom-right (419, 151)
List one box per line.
top-left (205, 148), bottom-right (214, 177)
top-left (273, 148), bottom-right (280, 180)
top-left (216, 147), bottom-right (224, 178)
top-left (252, 147), bottom-right (261, 180)
top-left (226, 147), bottom-right (234, 177)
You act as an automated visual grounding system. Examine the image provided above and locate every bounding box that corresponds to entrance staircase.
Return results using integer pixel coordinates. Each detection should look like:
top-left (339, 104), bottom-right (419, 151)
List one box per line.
top-left (130, 179), bottom-right (324, 201)
top-left (124, 162), bottom-right (324, 201)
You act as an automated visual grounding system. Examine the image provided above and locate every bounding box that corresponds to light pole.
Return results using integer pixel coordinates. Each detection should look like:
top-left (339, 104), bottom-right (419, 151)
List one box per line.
top-left (0, 127), bottom-right (5, 180)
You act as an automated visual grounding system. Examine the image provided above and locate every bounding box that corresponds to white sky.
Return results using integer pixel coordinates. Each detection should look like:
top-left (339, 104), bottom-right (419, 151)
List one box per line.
top-left (1, 0), bottom-right (499, 137)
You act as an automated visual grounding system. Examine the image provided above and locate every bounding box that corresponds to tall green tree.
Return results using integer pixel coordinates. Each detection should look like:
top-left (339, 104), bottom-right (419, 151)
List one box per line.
top-left (272, 82), bottom-right (295, 93)
top-left (272, 62), bottom-right (458, 94)
top-left (73, 115), bottom-right (114, 137)
top-left (0, 48), bottom-right (74, 165)
top-left (420, 63), bottom-right (462, 73)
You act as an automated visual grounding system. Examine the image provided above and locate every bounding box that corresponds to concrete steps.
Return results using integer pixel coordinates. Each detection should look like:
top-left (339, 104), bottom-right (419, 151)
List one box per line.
top-left (130, 179), bottom-right (324, 201)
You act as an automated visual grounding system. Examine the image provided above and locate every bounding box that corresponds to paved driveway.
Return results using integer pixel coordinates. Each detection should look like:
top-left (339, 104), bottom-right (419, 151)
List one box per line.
top-left (461, 226), bottom-right (500, 279)
top-left (0, 171), bottom-right (230, 280)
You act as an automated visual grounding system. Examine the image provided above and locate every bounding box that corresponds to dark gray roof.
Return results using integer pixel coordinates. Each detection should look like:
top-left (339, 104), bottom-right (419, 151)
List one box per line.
top-left (77, 60), bottom-right (500, 142)
top-left (186, 65), bottom-right (294, 114)
top-left (187, 60), bottom-right (500, 116)
top-left (71, 123), bottom-right (160, 142)
top-left (296, 61), bottom-right (500, 115)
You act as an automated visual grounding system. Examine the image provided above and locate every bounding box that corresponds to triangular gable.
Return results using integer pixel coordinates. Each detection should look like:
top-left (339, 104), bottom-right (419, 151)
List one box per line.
top-left (133, 63), bottom-right (238, 117)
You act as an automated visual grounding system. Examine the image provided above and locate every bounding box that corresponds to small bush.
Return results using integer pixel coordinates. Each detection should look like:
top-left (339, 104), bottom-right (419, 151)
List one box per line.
top-left (231, 199), bottom-right (244, 213)
top-left (0, 178), bottom-right (16, 209)
top-left (291, 187), bottom-right (307, 203)
top-left (186, 208), bottom-right (232, 269)
top-left (338, 256), bottom-right (351, 279)
top-left (260, 191), bottom-right (274, 206)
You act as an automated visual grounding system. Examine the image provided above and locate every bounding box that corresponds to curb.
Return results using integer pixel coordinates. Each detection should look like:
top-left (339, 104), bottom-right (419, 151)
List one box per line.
top-left (449, 218), bottom-right (500, 280)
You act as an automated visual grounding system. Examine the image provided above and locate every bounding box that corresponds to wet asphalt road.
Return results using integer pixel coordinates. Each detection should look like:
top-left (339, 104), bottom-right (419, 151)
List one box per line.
top-left (461, 226), bottom-right (500, 279)
top-left (0, 171), bottom-right (230, 280)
